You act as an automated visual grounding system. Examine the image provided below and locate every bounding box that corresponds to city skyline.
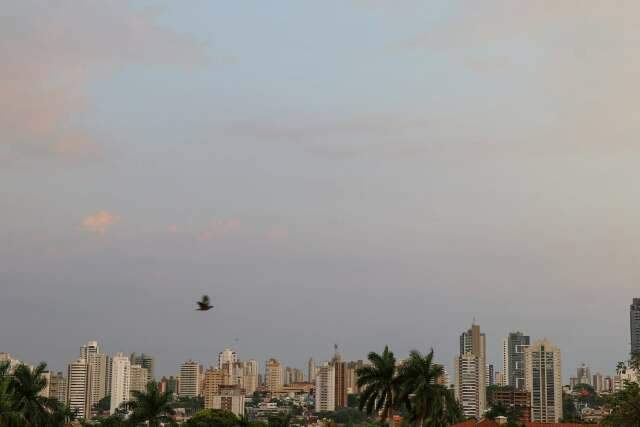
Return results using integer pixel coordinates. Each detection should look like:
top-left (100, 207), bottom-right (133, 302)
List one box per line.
top-left (0, 312), bottom-right (633, 384)
top-left (4, 0), bottom-right (640, 397)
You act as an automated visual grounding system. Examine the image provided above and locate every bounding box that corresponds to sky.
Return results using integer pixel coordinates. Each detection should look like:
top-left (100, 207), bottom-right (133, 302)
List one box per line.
top-left (2, 1), bottom-right (640, 381)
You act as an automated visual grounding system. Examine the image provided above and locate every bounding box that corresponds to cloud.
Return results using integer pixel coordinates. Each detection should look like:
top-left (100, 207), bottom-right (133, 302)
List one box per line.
top-left (0, 1), bottom-right (207, 161)
top-left (81, 210), bottom-right (119, 235)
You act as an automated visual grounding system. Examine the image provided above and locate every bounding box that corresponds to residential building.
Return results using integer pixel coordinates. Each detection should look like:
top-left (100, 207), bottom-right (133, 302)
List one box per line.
top-left (308, 358), bottom-right (317, 383)
top-left (592, 372), bottom-right (604, 393)
top-left (219, 349), bottom-right (237, 381)
top-left (67, 358), bottom-right (93, 419)
top-left (631, 298), bottom-right (640, 355)
top-left (203, 367), bottom-right (226, 409)
top-left (110, 353), bottom-right (131, 414)
top-left (179, 361), bottom-right (201, 397)
top-left (265, 358), bottom-right (283, 392)
top-left (129, 364), bottom-right (149, 398)
top-left (455, 323), bottom-right (486, 419)
top-left (488, 364), bottom-right (495, 386)
top-left (208, 385), bottom-right (245, 417)
top-left (455, 352), bottom-right (484, 419)
top-left (315, 362), bottom-right (336, 412)
top-left (79, 341), bottom-right (99, 360)
top-left (0, 353), bottom-right (22, 372)
top-left (503, 332), bottom-right (530, 389)
top-left (489, 388), bottom-right (531, 422)
top-left (49, 372), bottom-right (67, 403)
top-left (524, 339), bottom-right (562, 423)
top-left (604, 376), bottom-right (613, 393)
top-left (495, 371), bottom-right (505, 387)
top-left (346, 360), bottom-right (363, 394)
top-left (39, 372), bottom-right (51, 398)
top-left (241, 359), bottom-right (259, 395)
top-left (333, 351), bottom-right (348, 409)
top-left (159, 376), bottom-right (179, 394)
top-left (130, 353), bottom-right (155, 381)
top-left (577, 363), bottom-right (591, 385)
top-left (80, 341), bottom-right (111, 405)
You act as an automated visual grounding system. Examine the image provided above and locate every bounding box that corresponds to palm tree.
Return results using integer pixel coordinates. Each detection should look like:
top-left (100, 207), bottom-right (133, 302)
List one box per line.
top-left (0, 361), bottom-right (24, 427)
top-left (11, 362), bottom-right (53, 426)
top-left (127, 381), bottom-right (176, 427)
top-left (356, 346), bottom-right (399, 424)
top-left (397, 350), bottom-right (456, 427)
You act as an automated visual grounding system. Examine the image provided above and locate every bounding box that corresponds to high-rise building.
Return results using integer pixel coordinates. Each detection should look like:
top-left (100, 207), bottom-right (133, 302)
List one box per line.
top-left (489, 388), bottom-right (531, 423)
top-left (332, 349), bottom-right (348, 409)
top-left (577, 363), bottom-right (591, 385)
top-left (89, 354), bottom-right (111, 405)
top-left (208, 385), bottom-right (245, 417)
top-left (241, 359), bottom-right (259, 395)
top-left (218, 349), bottom-right (238, 381)
top-left (39, 372), bottom-right (51, 398)
top-left (315, 362), bottom-right (336, 412)
top-left (110, 353), bottom-right (131, 414)
top-left (604, 376), bottom-right (614, 393)
top-left (265, 358), bottom-right (283, 392)
top-left (129, 364), bottom-right (149, 398)
top-left (203, 367), bottom-right (226, 408)
top-left (455, 352), bottom-right (484, 419)
top-left (502, 332), bottom-right (530, 389)
top-left (179, 361), bottom-right (201, 397)
top-left (495, 371), bottom-right (505, 387)
top-left (524, 339), bottom-right (562, 423)
top-left (308, 358), bottom-right (317, 383)
top-left (455, 323), bottom-right (486, 419)
top-left (346, 361), bottom-right (363, 394)
top-left (80, 341), bottom-right (111, 406)
top-left (488, 364), bottom-right (495, 386)
top-left (67, 358), bottom-right (93, 419)
top-left (49, 372), bottom-right (67, 403)
top-left (631, 298), bottom-right (640, 355)
top-left (80, 341), bottom-right (99, 360)
top-left (160, 376), bottom-right (179, 395)
top-left (130, 353), bottom-right (155, 381)
top-left (593, 373), bottom-right (604, 393)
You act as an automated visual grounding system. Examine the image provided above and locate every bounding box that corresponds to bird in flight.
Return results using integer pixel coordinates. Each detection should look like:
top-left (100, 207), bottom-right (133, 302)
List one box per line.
top-left (196, 295), bottom-right (213, 311)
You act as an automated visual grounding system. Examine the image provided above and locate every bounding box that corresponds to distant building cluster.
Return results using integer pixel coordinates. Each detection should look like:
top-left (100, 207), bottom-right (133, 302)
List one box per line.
top-left (2, 297), bottom-right (639, 423)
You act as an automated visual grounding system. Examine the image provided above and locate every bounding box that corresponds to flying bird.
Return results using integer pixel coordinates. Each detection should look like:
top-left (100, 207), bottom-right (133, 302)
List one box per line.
top-left (196, 295), bottom-right (213, 311)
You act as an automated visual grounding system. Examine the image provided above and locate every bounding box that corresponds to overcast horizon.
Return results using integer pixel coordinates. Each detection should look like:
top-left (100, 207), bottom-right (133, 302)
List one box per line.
top-left (2, 1), bottom-right (640, 383)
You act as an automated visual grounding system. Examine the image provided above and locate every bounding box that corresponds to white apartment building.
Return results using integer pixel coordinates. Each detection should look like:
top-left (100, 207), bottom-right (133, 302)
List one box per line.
top-left (315, 363), bottom-right (335, 412)
top-left (110, 353), bottom-right (131, 414)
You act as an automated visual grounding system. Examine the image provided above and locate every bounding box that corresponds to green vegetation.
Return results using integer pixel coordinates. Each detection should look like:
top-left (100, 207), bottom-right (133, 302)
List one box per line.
top-left (0, 360), bottom-right (77, 426)
top-left (94, 395), bottom-right (111, 413)
top-left (573, 384), bottom-right (604, 407)
top-left (604, 380), bottom-right (640, 427)
top-left (560, 392), bottom-right (580, 423)
top-left (356, 347), bottom-right (462, 427)
top-left (125, 381), bottom-right (176, 426)
top-left (356, 346), bottom-right (400, 423)
top-left (485, 401), bottom-right (522, 426)
top-left (317, 408), bottom-right (368, 425)
top-left (186, 409), bottom-right (240, 427)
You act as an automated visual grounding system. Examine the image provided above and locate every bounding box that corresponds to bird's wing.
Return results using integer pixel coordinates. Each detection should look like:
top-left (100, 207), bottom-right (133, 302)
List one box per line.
top-left (197, 301), bottom-right (207, 310)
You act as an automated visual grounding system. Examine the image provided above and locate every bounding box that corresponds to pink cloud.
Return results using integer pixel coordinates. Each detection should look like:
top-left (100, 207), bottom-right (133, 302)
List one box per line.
top-left (81, 210), bottom-right (119, 235)
top-left (1, 1), bottom-right (207, 160)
